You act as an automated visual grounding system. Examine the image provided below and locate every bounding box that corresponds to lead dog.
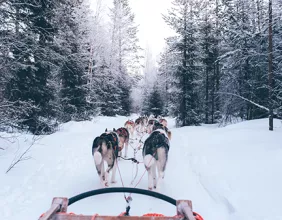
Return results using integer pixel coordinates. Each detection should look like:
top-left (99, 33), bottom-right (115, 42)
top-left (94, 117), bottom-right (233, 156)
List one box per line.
top-left (142, 121), bottom-right (171, 191)
top-left (92, 129), bottom-right (119, 187)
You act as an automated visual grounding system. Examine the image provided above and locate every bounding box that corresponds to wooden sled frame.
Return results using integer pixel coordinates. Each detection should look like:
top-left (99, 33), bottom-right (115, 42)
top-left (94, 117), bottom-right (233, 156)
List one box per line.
top-left (39, 187), bottom-right (198, 220)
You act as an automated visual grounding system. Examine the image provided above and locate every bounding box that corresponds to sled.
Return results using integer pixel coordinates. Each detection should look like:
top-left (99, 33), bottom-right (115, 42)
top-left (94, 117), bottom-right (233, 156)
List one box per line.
top-left (38, 187), bottom-right (203, 220)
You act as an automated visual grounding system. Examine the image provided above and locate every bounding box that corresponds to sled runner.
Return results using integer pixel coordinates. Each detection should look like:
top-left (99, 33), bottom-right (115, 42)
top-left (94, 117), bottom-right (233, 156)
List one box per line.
top-left (38, 187), bottom-right (203, 220)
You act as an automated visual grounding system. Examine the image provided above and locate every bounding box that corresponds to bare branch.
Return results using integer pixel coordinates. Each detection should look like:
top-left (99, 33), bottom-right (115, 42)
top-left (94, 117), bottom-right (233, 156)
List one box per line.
top-left (5, 135), bottom-right (43, 173)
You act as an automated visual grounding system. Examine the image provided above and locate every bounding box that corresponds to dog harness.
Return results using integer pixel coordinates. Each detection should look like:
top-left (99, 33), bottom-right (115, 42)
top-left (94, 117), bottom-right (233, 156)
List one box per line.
top-left (148, 119), bottom-right (158, 125)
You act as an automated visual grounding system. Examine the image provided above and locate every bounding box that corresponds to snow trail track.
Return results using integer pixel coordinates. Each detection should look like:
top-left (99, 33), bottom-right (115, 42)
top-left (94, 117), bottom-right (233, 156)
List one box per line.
top-left (1, 116), bottom-right (282, 220)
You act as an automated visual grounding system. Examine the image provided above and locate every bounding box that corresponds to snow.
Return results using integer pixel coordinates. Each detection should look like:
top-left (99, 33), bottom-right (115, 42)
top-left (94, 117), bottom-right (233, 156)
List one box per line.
top-left (0, 116), bottom-right (282, 220)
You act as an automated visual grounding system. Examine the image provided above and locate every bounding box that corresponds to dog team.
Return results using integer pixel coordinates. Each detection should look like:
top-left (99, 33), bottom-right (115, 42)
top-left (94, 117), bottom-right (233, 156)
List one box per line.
top-left (91, 115), bottom-right (171, 191)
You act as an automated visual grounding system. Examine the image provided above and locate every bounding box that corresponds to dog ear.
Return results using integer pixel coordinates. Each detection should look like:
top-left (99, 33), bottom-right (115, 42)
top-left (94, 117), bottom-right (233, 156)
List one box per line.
top-left (113, 128), bottom-right (116, 131)
top-left (105, 128), bottom-right (107, 132)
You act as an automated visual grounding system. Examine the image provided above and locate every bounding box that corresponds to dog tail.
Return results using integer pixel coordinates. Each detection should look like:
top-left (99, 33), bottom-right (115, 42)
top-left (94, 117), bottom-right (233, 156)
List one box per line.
top-left (93, 139), bottom-right (107, 165)
top-left (93, 151), bottom-right (102, 165)
top-left (144, 154), bottom-right (156, 169)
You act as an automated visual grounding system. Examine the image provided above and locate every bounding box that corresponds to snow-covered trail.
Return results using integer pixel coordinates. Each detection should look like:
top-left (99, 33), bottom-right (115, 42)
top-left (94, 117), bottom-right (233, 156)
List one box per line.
top-left (0, 116), bottom-right (282, 220)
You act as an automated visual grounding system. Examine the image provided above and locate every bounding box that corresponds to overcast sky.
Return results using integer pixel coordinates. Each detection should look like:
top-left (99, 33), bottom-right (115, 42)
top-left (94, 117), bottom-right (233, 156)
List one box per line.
top-left (90, 0), bottom-right (174, 60)
top-left (128, 0), bottom-right (174, 58)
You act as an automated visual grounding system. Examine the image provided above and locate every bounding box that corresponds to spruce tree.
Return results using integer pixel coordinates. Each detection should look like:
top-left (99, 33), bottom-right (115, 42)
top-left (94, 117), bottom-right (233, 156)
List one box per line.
top-left (109, 0), bottom-right (142, 115)
top-left (58, 0), bottom-right (90, 122)
top-left (94, 61), bottom-right (121, 116)
top-left (4, 0), bottom-right (59, 134)
top-left (163, 0), bottom-right (201, 126)
top-left (199, 9), bottom-right (218, 124)
top-left (147, 86), bottom-right (164, 117)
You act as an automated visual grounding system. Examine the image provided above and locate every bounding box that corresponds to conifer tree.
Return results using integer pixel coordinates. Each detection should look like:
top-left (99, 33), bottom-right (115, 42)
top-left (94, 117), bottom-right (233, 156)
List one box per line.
top-left (163, 0), bottom-right (201, 126)
top-left (109, 0), bottom-right (142, 115)
top-left (4, 0), bottom-right (60, 134)
top-left (57, 0), bottom-right (90, 122)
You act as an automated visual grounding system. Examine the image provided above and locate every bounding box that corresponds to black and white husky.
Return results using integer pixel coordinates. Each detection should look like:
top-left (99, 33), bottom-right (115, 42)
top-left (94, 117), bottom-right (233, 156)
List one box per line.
top-left (142, 121), bottom-right (171, 191)
top-left (92, 129), bottom-right (119, 187)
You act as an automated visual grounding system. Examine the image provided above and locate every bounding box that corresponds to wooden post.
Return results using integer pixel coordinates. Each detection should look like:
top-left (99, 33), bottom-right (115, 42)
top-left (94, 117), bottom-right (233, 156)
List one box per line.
top-left (39, 197), bottom-right (68, 220)
top-left (176, 200), bottom-right (195, 220)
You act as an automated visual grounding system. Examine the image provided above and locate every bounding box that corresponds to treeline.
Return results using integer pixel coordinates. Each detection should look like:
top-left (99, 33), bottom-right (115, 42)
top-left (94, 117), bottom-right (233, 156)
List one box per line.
top-left (0, 0), bottom-right (142, 134)
top-left (142, 0), bottom-right (282, 127)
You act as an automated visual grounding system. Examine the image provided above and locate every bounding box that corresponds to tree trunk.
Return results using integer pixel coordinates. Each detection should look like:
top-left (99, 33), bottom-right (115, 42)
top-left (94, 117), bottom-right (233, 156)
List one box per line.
top-left (268, 0), bottom-right (274, 131)
top-left (214, 0), bottom-right (220, 122)
top-left (205, 66), bottom-right (209, 124)
top-left (256, 0), bottom-right (261, 32)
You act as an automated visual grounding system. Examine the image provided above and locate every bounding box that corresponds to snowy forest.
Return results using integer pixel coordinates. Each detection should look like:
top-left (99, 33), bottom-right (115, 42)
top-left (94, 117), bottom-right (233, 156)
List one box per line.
top-left (0, 0), bottom-right (282, 135)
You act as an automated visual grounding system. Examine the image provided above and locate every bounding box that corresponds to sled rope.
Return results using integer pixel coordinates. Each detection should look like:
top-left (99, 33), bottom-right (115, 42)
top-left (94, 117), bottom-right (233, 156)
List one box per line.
top-left (116, 148), bottom-right (157, 213)
top-left (116, 160), bottom-right (134, 216)
top-left (129, 135), bottom-right (144, 156)
top-left (130, 134), bottom-right (147, 184)
top-left (130, 162), bottom-right (139, 185)
top-left (116, 161), bottom-right (126, 188)
top-left (136, 126), bottom-right (147, 137)
top-left (115, 149), bottom-right (135, 216)
top-left (114, 129), bottom-right (158, 215)
top-left (118, 156), bottom-right (142, 164)
top-left (115, 152), bottom-right (136, 217)
top-left (127, 133), bottom-right (146, 185)
top-left (129, 151), bottom-right (139, 186)
top-left (129, 151), bottom-right (157, 194)
top-left (115, 154), bottom-right (128, 201)
top-left (130, 151), bottom-right (157, 190)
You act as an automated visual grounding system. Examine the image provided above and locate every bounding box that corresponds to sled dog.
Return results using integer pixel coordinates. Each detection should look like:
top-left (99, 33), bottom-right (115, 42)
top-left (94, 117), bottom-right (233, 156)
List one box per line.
top-left (146, 118), bottom-right (159, 134)
top-left (159, 118), bottom-right (168, 127)
top-left (142, 121), bottom-right (171, 191)
top-left (92, 129), bottom-right (119, 187)
top-left (124, 120), bottom-right (135, 137)
top-left (115, 127), bottom-right (130, 158)
top-left (135, 116), bottom-right (148, 134)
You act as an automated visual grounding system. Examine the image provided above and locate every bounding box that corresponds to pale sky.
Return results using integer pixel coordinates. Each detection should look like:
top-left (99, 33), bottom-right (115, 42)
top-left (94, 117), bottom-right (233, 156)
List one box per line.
top-left (128, 0), bottom-right (174, 58)
top-left (89, 0), bottom-right (174, 60)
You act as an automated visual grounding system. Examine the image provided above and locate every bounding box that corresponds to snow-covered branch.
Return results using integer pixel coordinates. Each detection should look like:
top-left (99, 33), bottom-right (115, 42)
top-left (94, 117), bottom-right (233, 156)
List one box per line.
top-left (217, 92), bottom-right (269, 111)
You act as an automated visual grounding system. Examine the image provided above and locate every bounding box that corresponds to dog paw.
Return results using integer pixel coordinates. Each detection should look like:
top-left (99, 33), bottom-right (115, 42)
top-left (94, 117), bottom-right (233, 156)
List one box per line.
top-left (155, 186), bottom-right (161, 192)
top-left (111, 180), bottom-right (117, 184)
top-left (148, 187), bottom-right (153, 190)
